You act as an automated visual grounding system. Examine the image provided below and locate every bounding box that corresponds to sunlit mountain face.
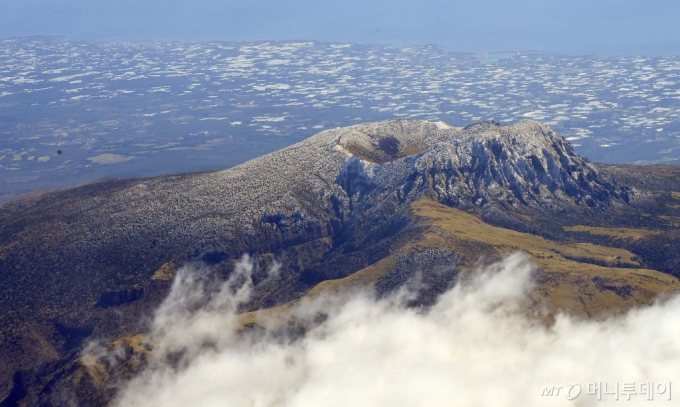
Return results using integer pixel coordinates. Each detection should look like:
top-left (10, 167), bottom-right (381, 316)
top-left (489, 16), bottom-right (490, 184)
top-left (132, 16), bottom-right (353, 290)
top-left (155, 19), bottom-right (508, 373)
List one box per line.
top-left (2, 1), bottom-right (680, 406)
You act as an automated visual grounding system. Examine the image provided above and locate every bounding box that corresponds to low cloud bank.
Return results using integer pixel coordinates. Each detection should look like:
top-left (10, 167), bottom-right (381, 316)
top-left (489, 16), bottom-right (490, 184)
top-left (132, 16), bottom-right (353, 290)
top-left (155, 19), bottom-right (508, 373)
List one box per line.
top-left (113, 253), bottom-right (680, 406)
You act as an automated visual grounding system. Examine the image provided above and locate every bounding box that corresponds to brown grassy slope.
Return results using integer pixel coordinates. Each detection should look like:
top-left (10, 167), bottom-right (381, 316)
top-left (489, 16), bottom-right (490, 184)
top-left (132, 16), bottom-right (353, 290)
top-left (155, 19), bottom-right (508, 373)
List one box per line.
top-left (242, 197), bottom-right (680, 323)
top-left (410, 199), bottom-right (680, 317)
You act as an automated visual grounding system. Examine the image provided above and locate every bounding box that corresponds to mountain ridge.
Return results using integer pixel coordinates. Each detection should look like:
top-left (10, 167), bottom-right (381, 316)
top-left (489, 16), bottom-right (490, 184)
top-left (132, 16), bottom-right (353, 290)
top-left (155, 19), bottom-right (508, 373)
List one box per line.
top-left (2, 119), bottom-right (680, 405)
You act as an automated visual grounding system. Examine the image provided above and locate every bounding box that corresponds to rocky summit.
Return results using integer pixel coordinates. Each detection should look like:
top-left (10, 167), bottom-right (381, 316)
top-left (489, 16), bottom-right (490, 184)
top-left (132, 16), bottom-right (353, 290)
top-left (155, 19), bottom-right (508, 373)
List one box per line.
top-left (2, 119), bottom-right (680, 406)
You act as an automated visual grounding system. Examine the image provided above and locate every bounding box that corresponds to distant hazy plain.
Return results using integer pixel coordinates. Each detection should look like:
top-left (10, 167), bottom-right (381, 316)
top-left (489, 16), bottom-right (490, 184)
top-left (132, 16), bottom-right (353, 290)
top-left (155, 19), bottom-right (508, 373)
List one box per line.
top-left (2, 0), bottom-right (679, 56)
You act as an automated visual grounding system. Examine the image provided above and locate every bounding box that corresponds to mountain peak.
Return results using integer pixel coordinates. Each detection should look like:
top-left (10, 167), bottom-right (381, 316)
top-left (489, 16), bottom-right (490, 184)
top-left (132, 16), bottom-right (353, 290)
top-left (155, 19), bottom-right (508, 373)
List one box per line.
top-left (330, 119), bottom-right (624, 212)
top-left (2, 119), bottom-right (679, 406)
top-left (335, 120), bottom-right (440, 164)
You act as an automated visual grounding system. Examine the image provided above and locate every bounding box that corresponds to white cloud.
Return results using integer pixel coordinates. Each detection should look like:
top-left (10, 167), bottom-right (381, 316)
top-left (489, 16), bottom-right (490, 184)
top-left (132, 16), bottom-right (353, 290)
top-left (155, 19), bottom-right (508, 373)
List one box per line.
top-left (113, 253), bottom-right (680, 407)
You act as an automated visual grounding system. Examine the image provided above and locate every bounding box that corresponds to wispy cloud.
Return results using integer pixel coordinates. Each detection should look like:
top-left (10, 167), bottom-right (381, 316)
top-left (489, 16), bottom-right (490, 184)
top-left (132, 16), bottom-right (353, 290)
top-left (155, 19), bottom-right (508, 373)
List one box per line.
top-left (113, 252), bottom-right (680, 406)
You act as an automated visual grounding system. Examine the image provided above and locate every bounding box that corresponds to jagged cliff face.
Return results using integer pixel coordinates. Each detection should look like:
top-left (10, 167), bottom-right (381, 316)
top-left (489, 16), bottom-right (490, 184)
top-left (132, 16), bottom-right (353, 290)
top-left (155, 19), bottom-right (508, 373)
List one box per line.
top-left (420, 121), bottom-right (627, 209)
top-left (336, 120), bottom-right (627, 213)
top-left (2, 119), bottom-right (680, 405)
